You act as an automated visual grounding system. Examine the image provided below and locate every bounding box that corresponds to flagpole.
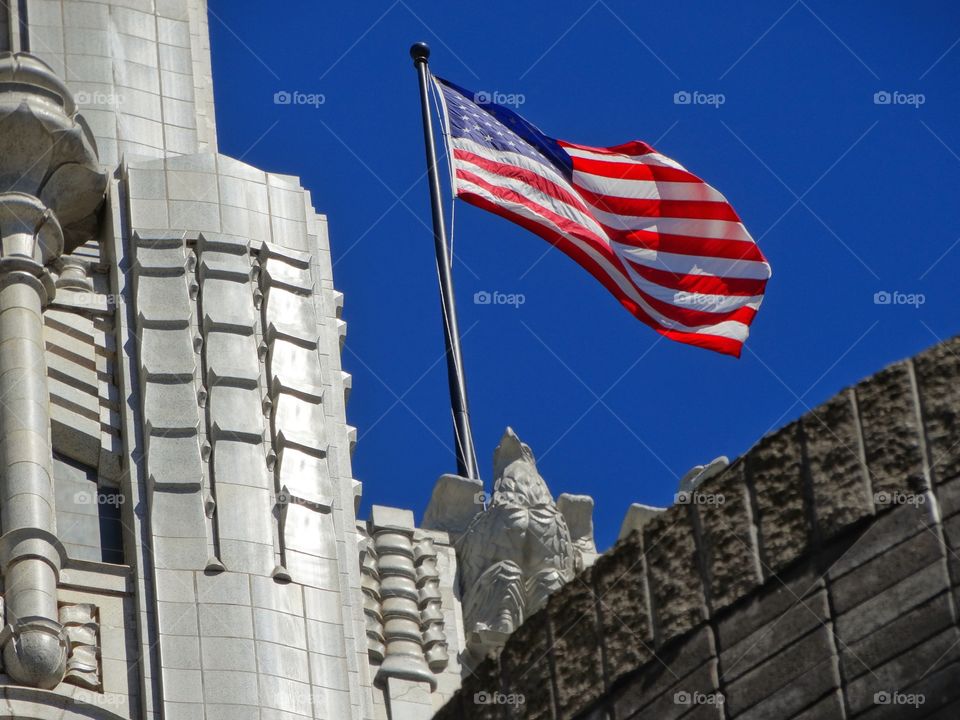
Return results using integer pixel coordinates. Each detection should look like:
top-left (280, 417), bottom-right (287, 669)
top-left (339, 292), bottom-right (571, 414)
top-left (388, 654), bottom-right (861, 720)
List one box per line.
top-left (410, 41), bottom-right (481, 481)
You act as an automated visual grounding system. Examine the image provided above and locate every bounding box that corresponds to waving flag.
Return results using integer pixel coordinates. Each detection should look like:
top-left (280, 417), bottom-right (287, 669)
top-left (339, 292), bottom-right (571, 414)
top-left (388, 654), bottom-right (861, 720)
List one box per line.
top-left (433, 76), bottom-right (771, 357)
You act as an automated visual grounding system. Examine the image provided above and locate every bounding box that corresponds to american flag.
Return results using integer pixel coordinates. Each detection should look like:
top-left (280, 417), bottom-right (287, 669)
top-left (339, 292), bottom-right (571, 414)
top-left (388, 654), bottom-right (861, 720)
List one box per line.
top-left (433, 76), bottom-right (771, 358)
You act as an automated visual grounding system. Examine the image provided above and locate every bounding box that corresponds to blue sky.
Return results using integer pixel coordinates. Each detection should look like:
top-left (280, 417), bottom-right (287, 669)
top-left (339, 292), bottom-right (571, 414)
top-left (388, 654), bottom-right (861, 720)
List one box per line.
top-left (207, 1), bottom-right (960, 550)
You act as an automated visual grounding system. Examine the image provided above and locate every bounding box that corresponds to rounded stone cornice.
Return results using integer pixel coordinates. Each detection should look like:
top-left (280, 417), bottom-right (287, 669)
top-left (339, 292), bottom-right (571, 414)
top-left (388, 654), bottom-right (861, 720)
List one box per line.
top-left (0, 53), bottom-right (106, 254)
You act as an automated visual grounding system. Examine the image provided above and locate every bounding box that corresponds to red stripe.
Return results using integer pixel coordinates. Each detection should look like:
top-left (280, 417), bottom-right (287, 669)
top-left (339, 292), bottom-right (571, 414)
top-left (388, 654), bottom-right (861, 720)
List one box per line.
top-left (457, 170), bottom-right (764, 326)
top-left (610, 228), bottom-right (767, 263)
top-left (622, 258), bottom-right (768, 297)
top-left (574, 183), bottom-right (742, 222)
top-left (571, 155), bottom-right (705, 184)
top-left (558, 139), bottom-right (657, 157)
top-left (454, 171), bottom-right (754, 352)
top-left (453, 148), bottom-right (591, 215)
top-left (460, 191), bottom-right (745, 357)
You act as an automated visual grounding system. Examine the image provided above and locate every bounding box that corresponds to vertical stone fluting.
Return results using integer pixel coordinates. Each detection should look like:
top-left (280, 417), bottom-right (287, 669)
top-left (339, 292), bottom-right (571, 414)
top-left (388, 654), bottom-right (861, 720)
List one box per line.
top-left (0, 194), bottom-right (67, 688)
top-left (371, 507), bottom-right (436, 689)
top-left (414, 536), bottom-right (449, 672)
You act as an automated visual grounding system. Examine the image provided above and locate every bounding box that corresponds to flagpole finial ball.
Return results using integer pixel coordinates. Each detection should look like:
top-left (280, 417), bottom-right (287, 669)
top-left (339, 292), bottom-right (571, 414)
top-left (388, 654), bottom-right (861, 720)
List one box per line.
top-left (410, 42), bottom-right (430, 64)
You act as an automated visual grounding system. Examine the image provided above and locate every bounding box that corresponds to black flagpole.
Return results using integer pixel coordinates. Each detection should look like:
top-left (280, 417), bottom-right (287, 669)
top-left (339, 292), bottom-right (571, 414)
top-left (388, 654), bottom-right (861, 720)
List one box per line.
top-left (410, 42), bottom-right (481, 480)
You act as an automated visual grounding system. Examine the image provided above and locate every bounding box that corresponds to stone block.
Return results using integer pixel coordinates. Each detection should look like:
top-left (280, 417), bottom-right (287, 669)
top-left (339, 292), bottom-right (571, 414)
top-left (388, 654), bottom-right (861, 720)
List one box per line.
top-left (202, 670), bottom-right (260, 706)
top-left (547, 571), bottom-right (604, 718)
top-left (201, 278), bottom-right (256, 334)
top-left (643, 506), bottom-right (707, 645)
top-left (276, 446), bottom-right (332, 507)
top-left (199, 250), bottom-right (252, 282)
top-left (834, 561), bottom-right (950, 644)
top-left (141, 327), bottom-right (196, 380)
top-left (196, 570), bottom-right (251, 606)
top-left (143, 380), bottom-right (200, 434)
top-left (198, 603), bottom-right (254, 639)
top-left (841, 591), bottom-right (954, 681)
top-left (804, 389), bottom-right (873, 541)
top-left (209, 385), bottom-right (264, 441)
top-left (735, 656), bottom-right (840, 720)
top-left (273, 393), bottom-right (326, 454)
top-left (591, 532), bottom-right (653, 680)
top-left (746, 421), bottom-right (811, 574)
top-left (719, 587), bottom-right (829, 683)
top-left (146, 434), bottom-right (203, 490)
top-left (263, 286), bottom-right (318, 346)
top-left (500, 611), bottom-right (554, 720)
top-left (205, 331), bottom-right (260, 387)
top-left (914, 336), bottom-right (960, 484)
top-left (136, 274), bottom-right (192, 328)
top-left (212, 439), bottom-right (270, 489)
top-left (829, 527), bottom-right (944, 614)
top-left (200, 637), bottom-right (257, 673)
top-left (845, 628), bottom-right (960, 715)
top-left (694, 463), bottom-right (762, 611)
top-left (268, 338), bottom-right (324, 401)
top-left (215, 483), bottom-right (273, 545)
top-left (724, 626), bottom-right (836, 716)
top-left (856, 361), bottom-right (926, 496)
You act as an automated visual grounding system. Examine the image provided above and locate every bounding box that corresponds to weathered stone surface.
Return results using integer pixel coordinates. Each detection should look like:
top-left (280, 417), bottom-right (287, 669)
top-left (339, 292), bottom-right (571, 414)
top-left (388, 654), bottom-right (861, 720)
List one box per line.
top-left (829, 526), bottom-right (943, 614)
top-left (644, 506), bottom-right (707, 645)
top-left (834, 560), bottom-right (950, 644)
top-left (499, 611), bottom-right (555, 720)
top-left (724, 627), bottom-right (835, 716)
top-left (735, 656), bottom-right (840, 720)
top-left (803, 389), bottom-right (873, 541)
top-left (841, 591), bottom-right (955, 681)
top-left (915, 337), bottom-right (960, 484)
top-left (694, 463), bottom-right (762, 611)
top-left (546, 570), bottom-right (603, 719)
top-left (457, 656), bottom-right (504, 720)
top-left (790, 689), bottom-right (845, 720)
top-left (856, 360), bottom-right (926, 497)
top-left (746, 421), bottom-right (811, 575)
top-left (591, 532), bottom-right (653, 682)
top-left (845, 627), bottom-right (960, 715)
top-left (719, 587), bottom-right (829, 683)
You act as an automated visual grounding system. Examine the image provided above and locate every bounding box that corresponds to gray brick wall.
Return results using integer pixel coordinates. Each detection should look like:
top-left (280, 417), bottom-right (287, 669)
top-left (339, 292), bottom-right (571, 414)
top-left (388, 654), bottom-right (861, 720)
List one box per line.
top-left (436, 335), bottom-right (960, 719)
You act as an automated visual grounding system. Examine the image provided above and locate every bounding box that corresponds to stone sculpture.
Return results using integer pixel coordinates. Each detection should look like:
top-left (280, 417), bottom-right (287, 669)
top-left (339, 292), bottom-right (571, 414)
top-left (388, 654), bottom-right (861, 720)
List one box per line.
top-left (456, 428), bottom-right (578, 664)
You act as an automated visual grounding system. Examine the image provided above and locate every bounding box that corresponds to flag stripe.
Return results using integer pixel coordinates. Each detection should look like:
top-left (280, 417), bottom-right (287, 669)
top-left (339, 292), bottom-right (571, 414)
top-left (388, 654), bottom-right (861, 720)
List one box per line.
top-left (433, 75), bottom-right (771, 356)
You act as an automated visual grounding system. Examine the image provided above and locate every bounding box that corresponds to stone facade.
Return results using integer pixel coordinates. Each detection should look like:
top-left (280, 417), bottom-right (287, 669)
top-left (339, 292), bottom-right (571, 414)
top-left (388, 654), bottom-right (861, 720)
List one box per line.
top-left (435, 337), bottom-right (960, 719)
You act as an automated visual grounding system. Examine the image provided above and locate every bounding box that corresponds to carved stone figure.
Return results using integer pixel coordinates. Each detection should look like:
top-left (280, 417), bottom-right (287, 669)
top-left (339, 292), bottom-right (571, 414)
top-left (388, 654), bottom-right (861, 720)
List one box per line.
top-left (456, 428), bottom-right (577, 664)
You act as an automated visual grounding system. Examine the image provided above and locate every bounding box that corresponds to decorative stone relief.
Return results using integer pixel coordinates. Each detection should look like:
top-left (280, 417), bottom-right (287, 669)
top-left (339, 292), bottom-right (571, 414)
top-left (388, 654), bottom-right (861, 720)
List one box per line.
top-left (363, 506), bottom-right (454, 689)
top-left (60, 604), bottom-right (100, 691)
top-left (456, 428), bottom-right (579, 664)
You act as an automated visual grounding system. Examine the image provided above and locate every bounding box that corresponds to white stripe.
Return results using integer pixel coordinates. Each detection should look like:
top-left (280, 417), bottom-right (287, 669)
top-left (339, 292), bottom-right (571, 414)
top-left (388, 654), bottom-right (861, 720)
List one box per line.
top-left (456, 176), bottom-right (751, 340)
top-left (563, 145), bottom-right (689, 171)
top-left (590, 206), bottom-right (755, 243)
top-left (614, 242), bottom-right (771, 280)
top-left (451, 136), bottom-right (576, 198)
top-left (572, 171), bottom-right (728, 204)
top-left (457, 164), bottom-right (760, 311)
top-left (452, 154), bottom-right (610, 241)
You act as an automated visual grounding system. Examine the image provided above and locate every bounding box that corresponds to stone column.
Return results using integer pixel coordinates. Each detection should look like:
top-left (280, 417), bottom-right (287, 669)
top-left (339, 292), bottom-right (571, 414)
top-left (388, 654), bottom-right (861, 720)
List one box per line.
top-left (0, 52), bottom-right (106, 689)
top-left (0, 194), bottom-right (66, 688)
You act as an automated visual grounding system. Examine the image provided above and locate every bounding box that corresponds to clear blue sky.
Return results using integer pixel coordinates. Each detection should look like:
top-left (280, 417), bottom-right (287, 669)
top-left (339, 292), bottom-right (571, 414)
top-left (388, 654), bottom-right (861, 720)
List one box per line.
top-left (207, 1), bottom-right (960, 550)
